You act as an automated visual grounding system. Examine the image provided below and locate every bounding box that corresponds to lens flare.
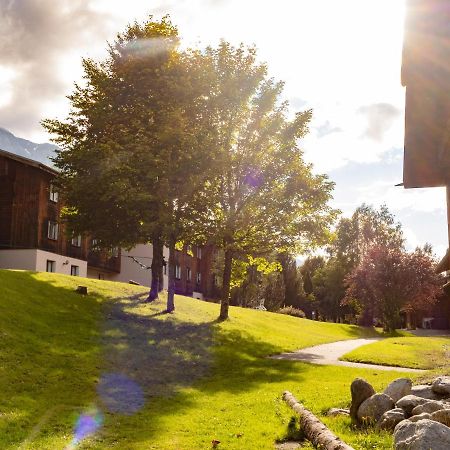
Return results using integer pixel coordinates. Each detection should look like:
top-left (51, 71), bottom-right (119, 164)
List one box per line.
top-left (65, 406), bottom-right (103, 449)
top-left (97, 373), bottom-right (145, 415)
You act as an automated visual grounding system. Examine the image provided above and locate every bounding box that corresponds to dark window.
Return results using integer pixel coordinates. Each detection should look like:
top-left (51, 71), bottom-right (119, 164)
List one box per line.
top-left (71, 235), bottom-right (81, 247)
top-left (71, 265), bottom-right (79, 276)
top-left (175, 265), bottom-right (181, 279)
top-left (49, 184), bottom-right (59, 202)
top-left (196, 272), bottom-right (201, 284)
top-left (187, 267), bottom-right (192, 281)
top-left (46, 260), bottom-right (56, 272)
top-left (47, 221), bottom-right (58, 240)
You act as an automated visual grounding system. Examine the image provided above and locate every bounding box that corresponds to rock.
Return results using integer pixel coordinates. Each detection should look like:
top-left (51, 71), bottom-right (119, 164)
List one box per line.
top-left (394, 419), bottom-right (450, 450)
top-left (431, 409), bottom-right (450, 426)
top-left (432, 376), bottom-right (450, 396)
top-left (384, 378), bottom-right (412, 403)
top-left (412, 400), bottom-right (446, 415)
top-left (357, 393), bottom-right (395, 424)
top-left (350, 378), bottom-right (375, 423)
top-left (327, 408), bottom-right (350, 417)
top-left (377, 408), bottom-right (406, 431)
top-left (411, 384), bottom-right (444, 400)
top-left (396, 395), bottom-right (429, 416)
top-left (408, 412), bottom-right (432, 422)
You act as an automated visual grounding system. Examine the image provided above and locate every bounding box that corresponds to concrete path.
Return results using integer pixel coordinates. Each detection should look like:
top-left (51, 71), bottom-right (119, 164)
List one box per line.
top-left (270, 338), bottom-right (425, 372)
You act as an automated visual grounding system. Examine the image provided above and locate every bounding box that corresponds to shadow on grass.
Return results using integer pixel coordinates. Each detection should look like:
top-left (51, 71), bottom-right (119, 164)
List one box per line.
top-left (94, 296), bottom-right (314, 448)
top-left (100, 296), bottom-right (215, 398)
top-left (0, 270), bottom-right (110, 449)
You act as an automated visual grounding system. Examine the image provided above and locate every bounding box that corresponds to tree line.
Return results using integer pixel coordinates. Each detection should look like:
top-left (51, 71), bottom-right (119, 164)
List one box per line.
top-left (241, 204), bottom-right (442, 332)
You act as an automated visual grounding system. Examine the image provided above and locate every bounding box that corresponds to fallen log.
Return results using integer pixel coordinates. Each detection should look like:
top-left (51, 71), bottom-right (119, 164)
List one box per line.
top-left (282, 391), bottom-right (354, 450)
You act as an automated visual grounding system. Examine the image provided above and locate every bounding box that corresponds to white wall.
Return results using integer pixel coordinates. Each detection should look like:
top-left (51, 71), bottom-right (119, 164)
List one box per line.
top-left (108, 244), bottom-right (169, 289)
top-left (0, 249), bottom-right (37, 271)
top-left (0, 249), bottom-right (87, 277)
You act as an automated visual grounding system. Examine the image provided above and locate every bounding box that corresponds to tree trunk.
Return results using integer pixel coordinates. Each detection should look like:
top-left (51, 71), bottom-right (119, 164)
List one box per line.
top-left (147, 236), bottom-right (163, 302)
top-left (219, 249), bottom-right (233, 321)
top-left (158, 241), bottom-right (164, 292)
top-left (282, 391), bottom-right (354, 450)
top-left (166, 239), bottom-right (176, 313)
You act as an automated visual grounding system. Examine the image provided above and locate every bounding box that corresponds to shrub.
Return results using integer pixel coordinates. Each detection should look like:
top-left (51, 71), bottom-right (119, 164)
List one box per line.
top-left (278, 306), bottom-right (306, 318)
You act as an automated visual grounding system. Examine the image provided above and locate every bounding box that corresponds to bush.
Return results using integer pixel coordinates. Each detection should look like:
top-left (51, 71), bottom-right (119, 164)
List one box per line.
top-left (278, 306), bottom-right (306, 318)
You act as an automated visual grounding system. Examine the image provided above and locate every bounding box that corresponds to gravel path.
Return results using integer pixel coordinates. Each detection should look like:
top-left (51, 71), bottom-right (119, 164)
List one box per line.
top-left (270, 338), bottom-right (425, 372)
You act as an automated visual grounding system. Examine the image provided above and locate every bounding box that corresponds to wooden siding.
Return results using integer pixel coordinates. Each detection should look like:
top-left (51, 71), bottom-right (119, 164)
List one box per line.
top-left (0, 150), bottom-right (119, 272)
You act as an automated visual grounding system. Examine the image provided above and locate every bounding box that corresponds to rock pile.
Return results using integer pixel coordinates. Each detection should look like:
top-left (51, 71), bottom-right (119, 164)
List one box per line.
top-left (350, 376), bottom-right (450, 449)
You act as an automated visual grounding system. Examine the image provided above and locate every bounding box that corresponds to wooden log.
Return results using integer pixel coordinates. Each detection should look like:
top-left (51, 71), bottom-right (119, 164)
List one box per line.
top-left (282, 391), bottom-right (354, 450)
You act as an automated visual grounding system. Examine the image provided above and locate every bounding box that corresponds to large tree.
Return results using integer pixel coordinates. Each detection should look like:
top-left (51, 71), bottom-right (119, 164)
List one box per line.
top-left (344, 245), bottom-right (442, 331)
top-left (314, 204), bottom-right (405, 324)
top-left (43, 17), bottom-right (214, 311)
top-left (196, 42), bottom-right (337, 320)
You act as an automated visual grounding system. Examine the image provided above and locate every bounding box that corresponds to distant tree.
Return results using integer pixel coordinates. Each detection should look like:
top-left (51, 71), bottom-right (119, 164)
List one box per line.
top-left (43, 17), bottom-right (215, 312)
top-left (279, 253), bottom-right (305, 308)
top-left (198, 42), bottom-right (337, 321)
top-left (329, 204), bottom-right (404, 267)
top-left (313, 260), bottom-right (348, 322)
top-left (344, 245), bottom-right (442, 331)
top-left (314, 204), bottom-right (405, 324)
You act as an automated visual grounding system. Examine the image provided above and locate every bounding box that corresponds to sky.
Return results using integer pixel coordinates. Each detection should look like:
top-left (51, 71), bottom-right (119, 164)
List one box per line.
top-left (0, 0), bottom-right (447, 256)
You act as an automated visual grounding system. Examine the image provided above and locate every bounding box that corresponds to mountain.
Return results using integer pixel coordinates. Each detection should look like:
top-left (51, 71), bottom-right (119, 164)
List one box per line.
top-left (0, 127), bottom-right (57, 167)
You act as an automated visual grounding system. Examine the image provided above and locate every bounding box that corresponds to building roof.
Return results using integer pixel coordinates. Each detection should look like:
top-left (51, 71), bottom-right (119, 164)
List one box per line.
top-left (0, 148), bottom-right (57, 176)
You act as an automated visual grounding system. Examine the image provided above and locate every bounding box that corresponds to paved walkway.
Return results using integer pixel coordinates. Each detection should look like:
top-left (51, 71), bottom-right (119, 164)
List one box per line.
top-left (270, 338), bottom-right (425, 372)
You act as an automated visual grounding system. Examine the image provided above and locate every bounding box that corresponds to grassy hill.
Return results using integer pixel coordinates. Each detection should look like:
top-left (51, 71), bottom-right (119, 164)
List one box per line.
top-left (0, 270), bottom-right (416, 449)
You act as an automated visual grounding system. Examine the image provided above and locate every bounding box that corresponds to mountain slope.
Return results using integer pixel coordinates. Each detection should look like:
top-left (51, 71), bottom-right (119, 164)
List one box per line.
top-left (0, 127), bottom-right (57, 166)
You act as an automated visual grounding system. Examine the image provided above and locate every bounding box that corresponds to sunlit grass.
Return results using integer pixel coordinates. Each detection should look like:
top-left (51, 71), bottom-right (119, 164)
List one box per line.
top-left (0, 270), bottom-right (420, 449)
top-left (341, 336), bottom-right (450, 370)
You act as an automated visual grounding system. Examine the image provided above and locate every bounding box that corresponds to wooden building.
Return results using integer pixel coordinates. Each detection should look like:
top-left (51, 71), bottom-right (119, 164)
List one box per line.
top-left (0, 148), bottom-right (119, 277)
top-left (0, 148), bottom-right (216, 299)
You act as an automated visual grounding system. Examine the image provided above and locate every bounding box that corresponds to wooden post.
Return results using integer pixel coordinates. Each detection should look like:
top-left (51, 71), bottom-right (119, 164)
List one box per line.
top-left (282, 391), bottom-right (354, 450)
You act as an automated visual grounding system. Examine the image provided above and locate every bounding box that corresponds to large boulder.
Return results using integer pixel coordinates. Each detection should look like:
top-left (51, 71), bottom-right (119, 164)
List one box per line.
top-left (411, 384), bottom-right (444, 400)
top-left (377, 408), bottom-right (406, 431)
top-left (432, 377), bottom-right (450, 396)
top-left (394, 419), bottom-right (450, 450)
top-left (408, 412), bottom-right (432, 422)
top-left (412, 400), bottom-right (447, 416)
top-left (357, 393), bottom-right (395, 424)
top-left (431, 409), bottom-right (450, 427)
top-left (350, 378), bottom-right (375, 423)
top-left (396, 395), bottom-right (429, 416)
top-left (384, 378), bottom-right (412, 403)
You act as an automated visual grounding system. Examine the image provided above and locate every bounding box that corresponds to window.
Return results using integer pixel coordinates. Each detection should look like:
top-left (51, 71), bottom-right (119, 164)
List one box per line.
top-left (163, 264), bottom-right (167, 275)
top-left (47, 221), bottom-right (58, 240)
top-left (49, 184), bottom-right (58, 203)
top-left (98, 273), bottom-right (105, 280)
top-left (196, 272), bottom-right (201, 284)
top-left (46, 260), bottom-right (56, 273)
top-left (175, 265), bottom-right (181, 279)
top-left (111, 247), bottom-right (119, 258)
top-left (91, 239), bottom-right (100, 251)
top-left (196, 247), bottom-right (202, 259)
top-left (71, 235), bottom-right (81, 247)
top-left (187, 267), bottom-right (191, 281)
top-left (71, 265), bottom-right (79, 276)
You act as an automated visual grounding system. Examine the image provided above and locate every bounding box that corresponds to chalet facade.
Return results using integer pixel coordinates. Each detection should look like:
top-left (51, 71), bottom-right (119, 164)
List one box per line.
top-left (0, 148), bottom-right (216, 299)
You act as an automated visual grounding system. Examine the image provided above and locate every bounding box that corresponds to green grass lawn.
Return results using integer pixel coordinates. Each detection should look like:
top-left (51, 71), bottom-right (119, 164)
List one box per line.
top-left (341, 336), bottom-right (450, 370)
top-left (0, 270), bottom-right (420, 449)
